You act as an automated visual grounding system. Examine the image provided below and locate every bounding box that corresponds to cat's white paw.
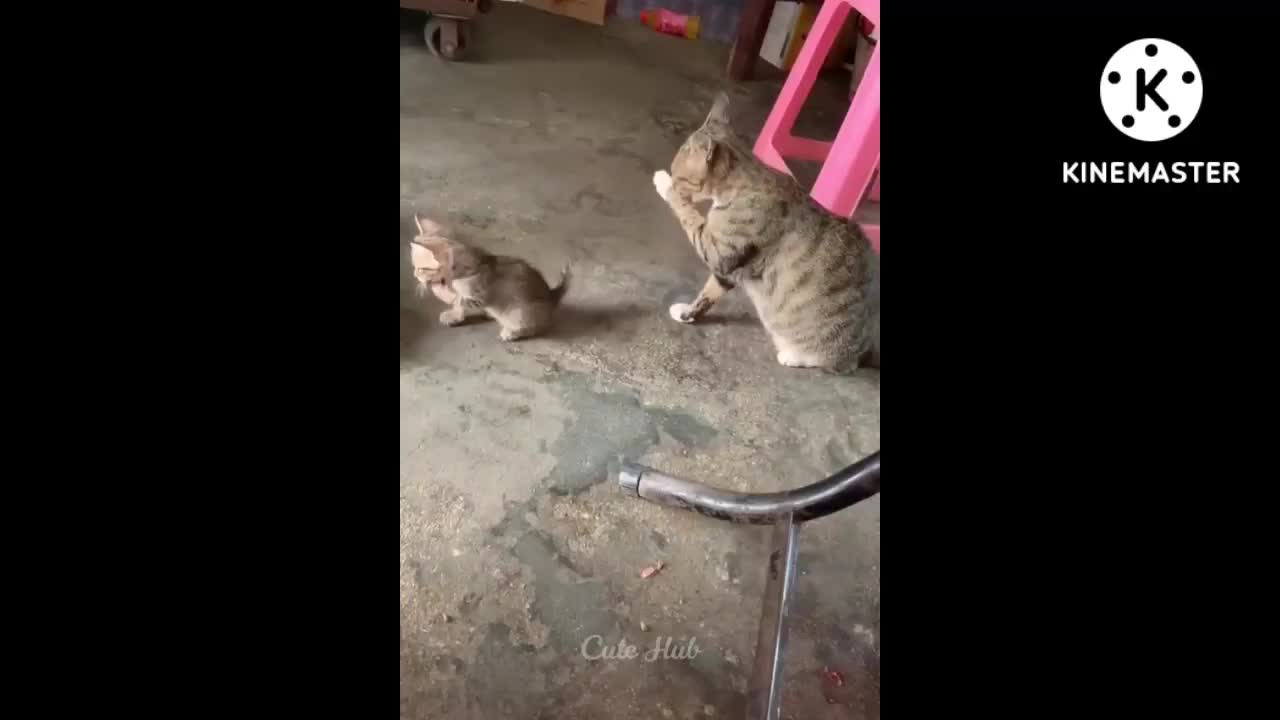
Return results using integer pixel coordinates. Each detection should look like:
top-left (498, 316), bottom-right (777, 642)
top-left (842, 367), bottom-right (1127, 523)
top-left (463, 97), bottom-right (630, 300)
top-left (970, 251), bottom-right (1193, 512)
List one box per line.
top-left (429, 282), bottom-right (457, 304)
top-left (499, 328), bottom-right (522, 342)
top-left (668, 302), bottom-right (697, 324)
top-left (439, 310), bottom-right (464, 327)
top-left (776, 349), bottom-right (819, 368)
top-left (652, 170), bottom-right (673, 200)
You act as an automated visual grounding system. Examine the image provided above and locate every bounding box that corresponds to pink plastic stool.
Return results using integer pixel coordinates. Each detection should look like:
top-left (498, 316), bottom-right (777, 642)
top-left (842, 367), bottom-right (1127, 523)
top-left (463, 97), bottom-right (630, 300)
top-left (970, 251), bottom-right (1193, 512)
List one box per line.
top-left (753, 0), bottom-right (879, 252)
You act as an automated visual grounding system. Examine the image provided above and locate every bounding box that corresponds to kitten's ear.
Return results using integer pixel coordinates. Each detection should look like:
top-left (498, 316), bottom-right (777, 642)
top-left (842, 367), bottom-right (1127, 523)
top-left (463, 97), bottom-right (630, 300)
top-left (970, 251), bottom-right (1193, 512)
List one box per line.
top-left (414, 215), bottom-right (445, 238)
top-left (705, 91), bottom-right (731, 128)
top-left (409, 239), bottom-right (449, 270)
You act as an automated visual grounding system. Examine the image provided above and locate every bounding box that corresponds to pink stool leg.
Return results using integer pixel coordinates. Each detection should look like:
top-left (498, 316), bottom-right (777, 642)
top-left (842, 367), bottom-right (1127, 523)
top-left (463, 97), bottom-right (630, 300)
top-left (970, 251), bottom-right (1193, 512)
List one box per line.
top-left (861, 224), bottom-right (879, 253)
top-left (867, 171), bottom-right (880, 203)
top-left (810, 42), bottom-right (880, 217)
top-left (752, 0), bottom-right (854, 175)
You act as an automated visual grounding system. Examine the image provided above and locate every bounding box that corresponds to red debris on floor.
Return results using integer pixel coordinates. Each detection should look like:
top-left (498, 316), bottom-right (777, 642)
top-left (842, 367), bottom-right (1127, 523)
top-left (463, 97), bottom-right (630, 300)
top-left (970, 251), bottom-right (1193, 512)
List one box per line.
top-left (639, 561), bottom-right (666, 579)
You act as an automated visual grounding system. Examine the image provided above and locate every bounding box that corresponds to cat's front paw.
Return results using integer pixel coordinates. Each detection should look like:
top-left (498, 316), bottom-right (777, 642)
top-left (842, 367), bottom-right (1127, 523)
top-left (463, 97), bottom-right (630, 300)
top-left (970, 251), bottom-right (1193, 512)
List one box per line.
top-left (439, 309), bottom-right (465, 327)
top-left (652, 170), bottom-right (673, 201)
top-left (668, 302), bottom-right (698, 324)
top-left (776, 349), bottom-right (820, 368)
top-left (429, 282), bottom-right (457, 304)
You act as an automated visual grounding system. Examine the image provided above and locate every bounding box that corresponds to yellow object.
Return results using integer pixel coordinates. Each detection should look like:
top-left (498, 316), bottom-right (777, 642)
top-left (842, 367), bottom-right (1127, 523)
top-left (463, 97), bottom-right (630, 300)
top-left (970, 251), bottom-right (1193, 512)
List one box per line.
top-left (685, 15), bottom-right (700, 40)
top-left (782, 4), bottom-right (818, 69)
top-left (762, 2), bottom-right (858, 71)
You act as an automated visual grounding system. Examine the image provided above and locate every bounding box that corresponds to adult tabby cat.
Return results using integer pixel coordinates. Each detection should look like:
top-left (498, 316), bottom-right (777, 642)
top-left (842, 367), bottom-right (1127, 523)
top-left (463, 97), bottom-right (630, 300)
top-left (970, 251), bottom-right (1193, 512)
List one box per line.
top-left (653, 92), bottom-right (879, 373)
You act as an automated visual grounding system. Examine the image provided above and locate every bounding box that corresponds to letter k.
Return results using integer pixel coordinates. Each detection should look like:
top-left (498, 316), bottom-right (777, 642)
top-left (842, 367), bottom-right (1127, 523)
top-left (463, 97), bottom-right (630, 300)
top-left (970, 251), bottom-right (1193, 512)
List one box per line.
top-left (1137, 69), bottom-right (1168, 111)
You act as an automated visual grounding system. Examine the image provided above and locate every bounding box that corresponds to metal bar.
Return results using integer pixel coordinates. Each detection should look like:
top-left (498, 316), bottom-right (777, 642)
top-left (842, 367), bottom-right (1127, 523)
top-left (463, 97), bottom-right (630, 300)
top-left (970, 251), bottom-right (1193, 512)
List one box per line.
top-left (617, 451), bottom-right (880, 525)
top-left (617, 453), bottom-right (879, 719)
top-left (746, 513), bottom-right (800, 720)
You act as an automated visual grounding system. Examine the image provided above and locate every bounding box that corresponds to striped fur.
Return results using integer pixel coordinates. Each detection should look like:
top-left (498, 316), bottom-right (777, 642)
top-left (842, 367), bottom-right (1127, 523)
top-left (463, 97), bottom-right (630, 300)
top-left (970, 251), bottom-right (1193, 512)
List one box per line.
top-left (655, 92), bottom-right (878, 373)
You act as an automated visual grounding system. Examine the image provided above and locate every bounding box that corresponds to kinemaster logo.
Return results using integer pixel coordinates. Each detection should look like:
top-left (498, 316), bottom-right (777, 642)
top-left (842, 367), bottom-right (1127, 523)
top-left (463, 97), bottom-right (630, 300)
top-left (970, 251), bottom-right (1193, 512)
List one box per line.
top-left (1063, 38), bottom-right (1239, 185)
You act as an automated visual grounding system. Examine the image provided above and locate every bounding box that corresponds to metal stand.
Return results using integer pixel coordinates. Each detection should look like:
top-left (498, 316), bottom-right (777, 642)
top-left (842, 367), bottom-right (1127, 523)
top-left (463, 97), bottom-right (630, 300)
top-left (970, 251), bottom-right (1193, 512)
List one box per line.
top-left (618, 451), bottom-right (880, 720)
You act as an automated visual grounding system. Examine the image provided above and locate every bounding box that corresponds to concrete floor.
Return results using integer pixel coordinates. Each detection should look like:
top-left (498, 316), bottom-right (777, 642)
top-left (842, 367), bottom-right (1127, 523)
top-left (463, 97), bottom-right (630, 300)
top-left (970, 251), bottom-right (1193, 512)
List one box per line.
top-left (400, 7), bottom-right (880, 718)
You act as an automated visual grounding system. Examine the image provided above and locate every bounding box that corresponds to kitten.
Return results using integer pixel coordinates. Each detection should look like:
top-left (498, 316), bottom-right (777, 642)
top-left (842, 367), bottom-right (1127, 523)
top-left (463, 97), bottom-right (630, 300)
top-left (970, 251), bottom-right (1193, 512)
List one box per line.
top-left (653, 92), bottom-right (879, 373)
top-left (409, 215), bottom-right (569, 341)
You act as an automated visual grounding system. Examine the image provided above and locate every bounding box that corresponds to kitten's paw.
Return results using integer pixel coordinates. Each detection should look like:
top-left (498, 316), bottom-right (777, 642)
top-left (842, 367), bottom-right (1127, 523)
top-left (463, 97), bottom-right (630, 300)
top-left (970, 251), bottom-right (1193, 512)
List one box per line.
top-left (439, 310), bottom-right (465, 327)
top-left (776, 350), bottom-right (820, 368)
top-left (499, 328), bottom-right (525, 342)
top-left (668, 302), bottom-right (697, 324)
top-left (429, 282), bottom-right (457, 304)
top-left (652, 171), bottom-right (672, 200)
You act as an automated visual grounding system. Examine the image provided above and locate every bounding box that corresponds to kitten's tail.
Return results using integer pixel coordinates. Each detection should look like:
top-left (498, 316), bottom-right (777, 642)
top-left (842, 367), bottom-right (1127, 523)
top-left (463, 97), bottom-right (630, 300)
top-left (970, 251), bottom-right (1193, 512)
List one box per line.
top-left (549, 264), bottom-right (571, 306)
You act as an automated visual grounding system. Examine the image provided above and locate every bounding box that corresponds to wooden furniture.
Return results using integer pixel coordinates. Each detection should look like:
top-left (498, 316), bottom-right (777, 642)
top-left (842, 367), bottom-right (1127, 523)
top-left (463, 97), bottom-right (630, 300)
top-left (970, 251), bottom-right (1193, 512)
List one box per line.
top-left (730, 0), bottom-right (784, 80)
top-left (401, 0), bottom-right (491, 60)
top-left (730, 0), bottom-right (852, 81)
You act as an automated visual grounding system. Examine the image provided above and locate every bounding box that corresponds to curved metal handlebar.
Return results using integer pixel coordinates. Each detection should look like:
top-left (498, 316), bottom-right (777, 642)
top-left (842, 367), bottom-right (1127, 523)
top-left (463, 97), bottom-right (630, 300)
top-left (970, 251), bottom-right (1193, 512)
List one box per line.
top-left (618, 450), bottom-right (880, 525)
top-left (617, 450), bottom-right (880, 719)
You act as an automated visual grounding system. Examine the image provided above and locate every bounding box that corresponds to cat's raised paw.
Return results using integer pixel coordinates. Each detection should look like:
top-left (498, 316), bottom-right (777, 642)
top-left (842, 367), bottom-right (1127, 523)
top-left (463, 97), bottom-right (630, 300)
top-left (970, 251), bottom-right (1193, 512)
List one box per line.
top-left (652, 170), bottom-right (672, 200)
top-left (668, 302), bottom-right (697, 324)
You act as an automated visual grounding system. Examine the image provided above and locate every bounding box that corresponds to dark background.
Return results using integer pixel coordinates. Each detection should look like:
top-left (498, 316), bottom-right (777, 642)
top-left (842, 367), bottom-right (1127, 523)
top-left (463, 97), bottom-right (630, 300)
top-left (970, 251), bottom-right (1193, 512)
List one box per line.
top-left (889, 10), bottom-right (1272, 715)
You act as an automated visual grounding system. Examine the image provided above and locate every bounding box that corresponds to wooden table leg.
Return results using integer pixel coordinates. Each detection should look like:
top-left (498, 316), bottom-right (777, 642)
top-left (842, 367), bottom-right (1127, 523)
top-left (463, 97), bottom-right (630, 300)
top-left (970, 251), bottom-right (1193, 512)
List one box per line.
top-left (728, 0), bottom-right (776, 81)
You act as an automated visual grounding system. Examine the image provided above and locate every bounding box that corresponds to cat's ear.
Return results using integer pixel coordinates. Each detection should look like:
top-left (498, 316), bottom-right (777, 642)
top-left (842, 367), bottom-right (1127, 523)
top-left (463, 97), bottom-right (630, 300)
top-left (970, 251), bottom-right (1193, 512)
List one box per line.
top-left (703, 137), bottom-right (723, 168)
top-left (705, 91), bottom-right (731, 129)
top-left (674, 134), bottom-right (720, 183)
top-left (414, 215), bottom-right (445, 238)
top-left (695, 134), bottom-right (725, 173)
top-left (409, 239), bottom-right (448, 270)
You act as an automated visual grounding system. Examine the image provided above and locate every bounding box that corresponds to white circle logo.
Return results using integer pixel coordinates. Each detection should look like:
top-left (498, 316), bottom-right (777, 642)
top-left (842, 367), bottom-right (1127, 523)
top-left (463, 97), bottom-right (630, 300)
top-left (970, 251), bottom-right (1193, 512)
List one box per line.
top-left (1100, 38), bottom-right (1202, 142)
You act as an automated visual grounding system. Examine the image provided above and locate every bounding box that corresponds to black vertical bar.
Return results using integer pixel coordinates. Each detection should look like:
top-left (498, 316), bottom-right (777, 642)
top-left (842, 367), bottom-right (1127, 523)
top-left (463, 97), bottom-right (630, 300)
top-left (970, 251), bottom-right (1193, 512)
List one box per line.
top-left (745, 513), bottom-right (800, 720)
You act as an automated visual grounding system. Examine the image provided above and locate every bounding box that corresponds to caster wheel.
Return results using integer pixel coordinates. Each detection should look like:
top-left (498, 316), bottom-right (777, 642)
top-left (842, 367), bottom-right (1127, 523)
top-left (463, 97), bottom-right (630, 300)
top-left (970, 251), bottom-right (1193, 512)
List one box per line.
top-left (425, 18), bottom-right (471, 61)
